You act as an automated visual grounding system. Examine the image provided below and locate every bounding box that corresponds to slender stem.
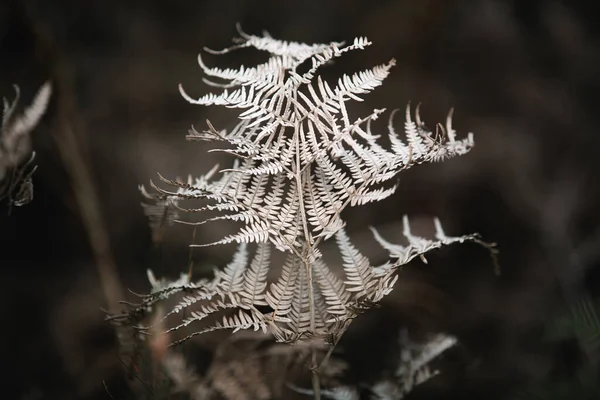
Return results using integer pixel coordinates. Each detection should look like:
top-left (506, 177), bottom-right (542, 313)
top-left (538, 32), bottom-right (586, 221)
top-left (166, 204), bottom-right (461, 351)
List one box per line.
top-left (311, 348), bottom-right (321, 400)
top-left (19, 2), bottom-right (143, 395)
top-left (293, 122), bottom-right (316, 331)
top-left (292, 118), bottom-right (320, 399)
top-left (19, 0), bottom-right (125, 315)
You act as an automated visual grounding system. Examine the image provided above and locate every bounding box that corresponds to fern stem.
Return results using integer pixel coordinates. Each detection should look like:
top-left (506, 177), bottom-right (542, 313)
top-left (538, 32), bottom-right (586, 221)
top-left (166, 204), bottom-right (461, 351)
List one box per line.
top-left (293, 119), bottom-right (317, 333)
top-left (311, 348), bottom-right (321, 400)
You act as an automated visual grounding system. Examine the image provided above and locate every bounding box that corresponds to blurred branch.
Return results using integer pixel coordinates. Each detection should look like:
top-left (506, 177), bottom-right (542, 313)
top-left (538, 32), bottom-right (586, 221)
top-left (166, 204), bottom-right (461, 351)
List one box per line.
top-left (16, 0), bottom-right (147, 394)
top-left (17, 0), bottom-right (125, 315)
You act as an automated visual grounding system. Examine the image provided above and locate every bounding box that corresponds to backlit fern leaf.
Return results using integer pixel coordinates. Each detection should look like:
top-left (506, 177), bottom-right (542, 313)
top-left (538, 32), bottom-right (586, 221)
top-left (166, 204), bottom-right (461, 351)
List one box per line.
top-left (112, 27), bottom-right (493, 354)
top-left (168, 29), bottom-right (474, 252)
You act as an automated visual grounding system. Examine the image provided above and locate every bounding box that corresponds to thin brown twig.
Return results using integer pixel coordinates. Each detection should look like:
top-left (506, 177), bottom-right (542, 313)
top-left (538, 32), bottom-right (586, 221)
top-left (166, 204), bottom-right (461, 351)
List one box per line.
top-left (18, 0), bottom-right (144, 396)
top-left (18, 0), bottom-right (125, 316)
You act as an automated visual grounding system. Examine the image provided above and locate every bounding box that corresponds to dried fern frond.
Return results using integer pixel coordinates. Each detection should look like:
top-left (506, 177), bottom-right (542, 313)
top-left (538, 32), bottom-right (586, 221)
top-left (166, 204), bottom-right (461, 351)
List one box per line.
top-left (116, 28), bottom-right (493, 353)
top-left (156, 30), bottom-right (473, 251)
top-left (114, 218), bottom-right (485, 347)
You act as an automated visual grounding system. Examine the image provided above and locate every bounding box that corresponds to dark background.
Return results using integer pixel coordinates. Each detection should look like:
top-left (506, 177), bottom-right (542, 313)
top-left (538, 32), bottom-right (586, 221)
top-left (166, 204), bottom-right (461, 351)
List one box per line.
top-left (1, 0), bottom-right (599, 399)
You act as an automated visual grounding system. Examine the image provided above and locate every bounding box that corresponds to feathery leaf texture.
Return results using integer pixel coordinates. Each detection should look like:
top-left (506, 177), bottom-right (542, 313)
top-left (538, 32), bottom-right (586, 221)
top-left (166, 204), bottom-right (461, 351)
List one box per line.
top-left (117, 28), bottom-right (488, 346)
top-left (149, 28), bottom-right (473, 252)
top-left (116, 216), bottom-right (483, 345)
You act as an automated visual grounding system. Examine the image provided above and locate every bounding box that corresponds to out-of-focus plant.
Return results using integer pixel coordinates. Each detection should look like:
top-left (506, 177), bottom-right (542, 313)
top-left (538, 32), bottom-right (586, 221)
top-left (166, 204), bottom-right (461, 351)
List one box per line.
top-left (0, 82), bottom-right (52, 211)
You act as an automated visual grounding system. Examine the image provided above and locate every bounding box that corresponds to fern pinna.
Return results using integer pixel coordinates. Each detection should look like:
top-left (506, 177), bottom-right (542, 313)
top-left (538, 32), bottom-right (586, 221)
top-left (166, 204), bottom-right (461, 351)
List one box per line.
top-left (115, 27), bottom-right (486, 349)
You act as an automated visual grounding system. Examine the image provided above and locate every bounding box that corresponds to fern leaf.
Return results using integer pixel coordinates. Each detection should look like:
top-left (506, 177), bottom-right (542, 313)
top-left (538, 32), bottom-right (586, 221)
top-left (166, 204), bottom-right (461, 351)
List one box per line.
top-left (240, 242), bottom-right (271, 306)
top-left (371, 216), bottom-right (481, 266)
top-left (336, 229), bottom-right (376, 297)
top-left (265, 254), bottom-right (300, 320)
top-left (122, 29), bottom-right (487, 350)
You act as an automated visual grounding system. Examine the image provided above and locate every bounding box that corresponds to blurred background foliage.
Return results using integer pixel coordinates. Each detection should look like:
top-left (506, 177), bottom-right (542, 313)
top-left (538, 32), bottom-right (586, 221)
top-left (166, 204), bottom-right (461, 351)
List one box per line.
top-left (1, 0), bottom-right (599, 399)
